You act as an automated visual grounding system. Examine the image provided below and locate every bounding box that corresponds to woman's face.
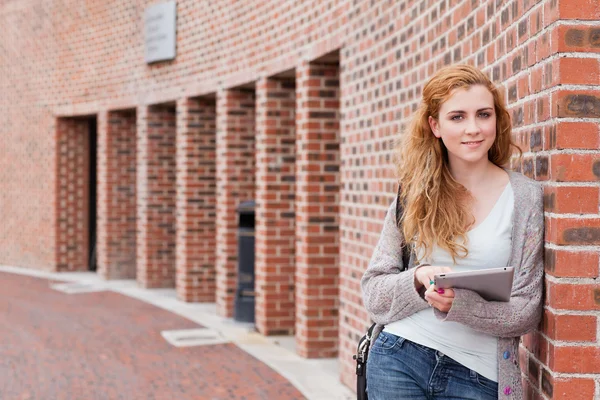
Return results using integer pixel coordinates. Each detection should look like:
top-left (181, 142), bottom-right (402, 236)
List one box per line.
top-left (428, 84), bottom-right (497, 168)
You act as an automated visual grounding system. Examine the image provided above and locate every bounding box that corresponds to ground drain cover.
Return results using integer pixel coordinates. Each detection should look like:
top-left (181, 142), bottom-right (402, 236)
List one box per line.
top-left (161, 328), bottom-right (230, 347)
top-left (50, 282), bottom-right (106, 294)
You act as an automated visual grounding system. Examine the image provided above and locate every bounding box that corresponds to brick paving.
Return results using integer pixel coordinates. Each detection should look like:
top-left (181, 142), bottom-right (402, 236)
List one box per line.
top-left (0, 272), bottom-right (305, 400)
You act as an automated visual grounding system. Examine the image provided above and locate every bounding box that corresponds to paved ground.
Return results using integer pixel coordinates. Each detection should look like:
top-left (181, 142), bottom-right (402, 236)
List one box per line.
top-left (0, 272), bottom-right (305, 400)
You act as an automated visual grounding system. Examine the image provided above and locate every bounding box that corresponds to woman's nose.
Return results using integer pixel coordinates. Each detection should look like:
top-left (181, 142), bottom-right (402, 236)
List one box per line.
top-left (464, 118), bottom-right (481, 134)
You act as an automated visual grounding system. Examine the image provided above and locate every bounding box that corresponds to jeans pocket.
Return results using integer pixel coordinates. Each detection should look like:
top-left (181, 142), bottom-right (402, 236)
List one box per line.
top-left (475, 373), bottom-right (498, 395)
top-left (370, 332), bottom-right (405, 354)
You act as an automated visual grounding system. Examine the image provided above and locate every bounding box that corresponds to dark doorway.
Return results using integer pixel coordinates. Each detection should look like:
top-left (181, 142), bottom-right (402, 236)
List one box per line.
top-left (88, 117), bottom-right (97, 271)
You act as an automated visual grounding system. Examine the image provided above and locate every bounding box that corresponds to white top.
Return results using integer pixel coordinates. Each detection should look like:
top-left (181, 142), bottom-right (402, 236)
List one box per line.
top-left (384, 183), bottom-right (514, 382)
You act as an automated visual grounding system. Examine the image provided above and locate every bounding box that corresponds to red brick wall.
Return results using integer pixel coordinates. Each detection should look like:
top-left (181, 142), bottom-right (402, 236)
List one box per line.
top-left (137, 104), bottom-right (177, 288)
top-left (511, 5), bottom-right (600, 400)
top-left (55, 117), bottom-right (90, 272)
top-left (215, 89), bottom-right (256, 318)
top-left (97, 110), bottom-right (137, 280)
top-left (0, 3), bottom-right (61, 271)
top-left (175, 97), bottom-right (217, 302)
top-left (335, 0), bottom-right (600, 396)
top-left (295, 62), bottom-right (341, 358)
top-left (2, 0), bottom-right (600, 396)
top-left (255, 77), bottom-right (297, 335)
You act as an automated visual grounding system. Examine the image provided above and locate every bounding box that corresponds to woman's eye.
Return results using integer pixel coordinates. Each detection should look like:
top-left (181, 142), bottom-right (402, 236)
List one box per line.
top-left (450, 115), bottom-right (463, 121)
top-left (478, 112), bottom-right (491, 118)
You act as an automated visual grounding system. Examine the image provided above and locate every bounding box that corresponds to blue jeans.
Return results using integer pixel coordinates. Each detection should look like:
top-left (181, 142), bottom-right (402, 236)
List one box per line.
top-left (366, 331), bottom-right (498, 400)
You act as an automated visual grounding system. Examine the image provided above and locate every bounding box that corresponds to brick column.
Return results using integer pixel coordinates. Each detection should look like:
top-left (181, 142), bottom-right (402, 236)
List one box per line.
top-left (215, 89), bottom-right (256, 317)
top-left (55, 117), bottom-right (90, 272)
top-left (527, 4), bottom-right (600, 398)
top-left (255, 77), bottom-right (296, 335)
top-left (97, 110), bottom-right (137, 280)
top-left (136, 104), bottom-right (177, 288)
top-left (175, 97), bottom-right (217, 302)
top-left (295, 62), bottom-right (341, 358)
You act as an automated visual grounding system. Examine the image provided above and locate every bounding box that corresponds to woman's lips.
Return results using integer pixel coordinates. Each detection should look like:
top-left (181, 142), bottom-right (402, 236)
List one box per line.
top-left (462, 140), bottom-right (483, 148)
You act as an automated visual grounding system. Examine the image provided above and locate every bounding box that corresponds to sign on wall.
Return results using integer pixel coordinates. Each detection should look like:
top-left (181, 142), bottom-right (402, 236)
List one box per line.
top-left (144, 1), bottom-right (176, 64)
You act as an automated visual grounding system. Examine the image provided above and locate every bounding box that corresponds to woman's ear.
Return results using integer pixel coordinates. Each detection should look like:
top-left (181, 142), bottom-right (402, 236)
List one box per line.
top-left (428, 116), bottom-right (441, 138)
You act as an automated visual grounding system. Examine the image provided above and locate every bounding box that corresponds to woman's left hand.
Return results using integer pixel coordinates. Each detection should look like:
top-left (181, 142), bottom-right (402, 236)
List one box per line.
top-left (424, 286), bottom-right (455, 313)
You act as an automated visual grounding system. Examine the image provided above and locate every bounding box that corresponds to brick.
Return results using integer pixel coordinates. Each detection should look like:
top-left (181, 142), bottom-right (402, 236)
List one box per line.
top-left (554, 90), bottom-right (600, 119)
top-left (555, 57), bottom-right (600, 85)
top-left (517, 75), bottom-right (529, 100)
top-left (544, 310), bottom-right (597, 341)
top-left (528, 7), bottom-right (543, 37)
top-left (552, 345), bottom-right (600, 373)
top-left (535, 154), bottom-right (548, 180)
top-left (545, 247), bottom-right (599, 278)
top-left (550, 153), bottom-right (600, 182)
top-left (0, 272), bottom-right (306, 399)
top-left (558, 0), bottom-right (600, 20)
top-left (544, 185), bottom-right (599, 214)
top-left (522, 331), bottom-right (548, 363)
top-left (547, 376), bottom-right (596, 400)
top-left (553, 121), bottom-right (600, 150)
top-left (555, 25), bottom-right (600, 53)
top-left (521, 379), bottom-right (536, 400)
top-left (536, 31), bottom-right (553, 62)
top-left (519, 345), bottom-right (528, 376)
top-left (528, 356), bottom-right (540, 386)
top-left (546, 216), bottom-right (600, 245)
top-left (536, 95), bottom-right (551, 122)
top-left (530, 64), bottom-right (544, 94)
top-left (547, 281), bottom-right (600, 311)
top-left (544, 0), bottom-right (560, 26)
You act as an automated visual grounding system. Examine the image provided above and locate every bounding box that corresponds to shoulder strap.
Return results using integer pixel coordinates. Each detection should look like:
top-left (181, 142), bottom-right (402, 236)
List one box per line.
top-left (367, 322), bottom-right (376, 338)
top-left (395, 184), bottom-right (412, 271)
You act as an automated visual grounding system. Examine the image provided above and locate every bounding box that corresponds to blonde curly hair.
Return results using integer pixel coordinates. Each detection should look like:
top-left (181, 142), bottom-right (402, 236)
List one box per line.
top-left (396, 64), bottom-right (520, 262)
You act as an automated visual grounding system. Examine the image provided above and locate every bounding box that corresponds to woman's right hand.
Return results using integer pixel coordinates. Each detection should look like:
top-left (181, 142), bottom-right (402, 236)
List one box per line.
top-left (414, 265), bottom-right (453, 290)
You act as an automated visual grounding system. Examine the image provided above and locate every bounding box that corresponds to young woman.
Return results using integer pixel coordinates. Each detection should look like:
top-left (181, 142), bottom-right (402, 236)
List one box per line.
top-left (361, 64), bottom-right (544, 400)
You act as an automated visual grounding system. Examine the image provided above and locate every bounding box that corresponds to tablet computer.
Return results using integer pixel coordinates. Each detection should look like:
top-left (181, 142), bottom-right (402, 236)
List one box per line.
top-left (433, 266), bottom-right (515, 302)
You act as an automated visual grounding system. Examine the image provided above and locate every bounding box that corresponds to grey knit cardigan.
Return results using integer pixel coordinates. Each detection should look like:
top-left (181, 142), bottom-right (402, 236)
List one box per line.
top-left (361, 170), bottom-right (544, 399)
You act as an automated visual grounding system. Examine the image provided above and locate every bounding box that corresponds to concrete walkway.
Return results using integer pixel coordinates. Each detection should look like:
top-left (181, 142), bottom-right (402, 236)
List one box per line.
top-left (0, 265), bottom-right (354, 400)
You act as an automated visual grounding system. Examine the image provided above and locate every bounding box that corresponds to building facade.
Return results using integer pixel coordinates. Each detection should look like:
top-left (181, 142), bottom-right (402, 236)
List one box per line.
top-left (1, 0), bottom-right (599, 397)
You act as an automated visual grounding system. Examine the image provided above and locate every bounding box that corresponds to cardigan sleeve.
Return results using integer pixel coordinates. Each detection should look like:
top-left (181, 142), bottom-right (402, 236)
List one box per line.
top-left (361, 199), bottom-right (430, 325)
top-left (433, 184), bottom-right (545, 338)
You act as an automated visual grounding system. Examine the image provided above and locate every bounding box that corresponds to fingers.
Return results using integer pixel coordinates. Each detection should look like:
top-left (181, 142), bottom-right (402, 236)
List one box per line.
top-left (424, 286), bottom-right (435, 307)
top-left (415, 265), bottom-right (453, 290)
top-left (416, 267), bottom-right (434, 290)
top-left (424, 285), bottom-right (439, 306)
top-left (425, 288), bottom-right (440, 303)
top-left (426, 288), bottom-right (453, 301)
top-left (425, 288), bottom-right (454, 312)
top-left (437, 288), bottom-right (455, 298)
top-left (432, 287), bottom-right (454, 297)
top-left (424, 266), bottom-right (452, 289)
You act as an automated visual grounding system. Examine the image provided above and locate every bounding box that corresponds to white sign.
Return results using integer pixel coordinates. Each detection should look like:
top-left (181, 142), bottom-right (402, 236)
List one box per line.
top-left (145, 1), bottom-right (176, 63)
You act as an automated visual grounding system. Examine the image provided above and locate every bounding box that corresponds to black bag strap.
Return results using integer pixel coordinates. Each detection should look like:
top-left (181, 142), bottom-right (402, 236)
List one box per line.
top-left (355, 322), bottom-right (376, 367)
top-left (395, 184), bottom-right (411, 271)
top-left (366, 322), bottom-right (376, 339)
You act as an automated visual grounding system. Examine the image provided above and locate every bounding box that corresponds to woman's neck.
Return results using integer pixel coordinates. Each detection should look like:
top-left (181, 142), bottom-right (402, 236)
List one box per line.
top-left (448, 160), bottom-right (500, 192)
